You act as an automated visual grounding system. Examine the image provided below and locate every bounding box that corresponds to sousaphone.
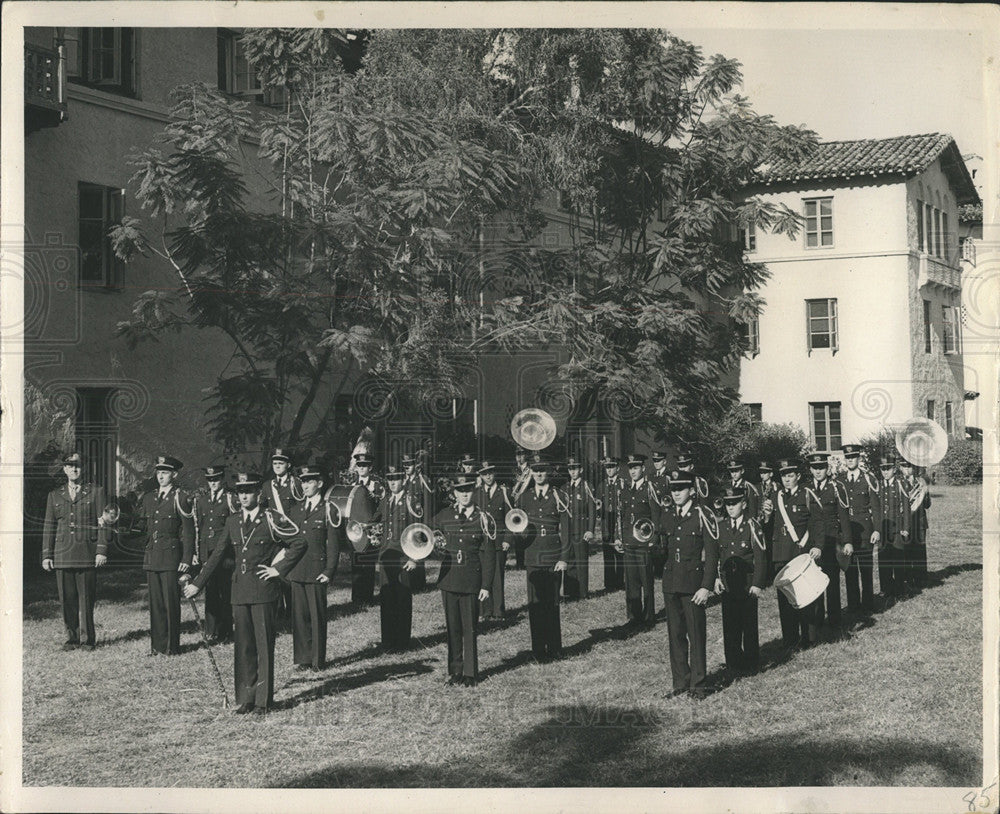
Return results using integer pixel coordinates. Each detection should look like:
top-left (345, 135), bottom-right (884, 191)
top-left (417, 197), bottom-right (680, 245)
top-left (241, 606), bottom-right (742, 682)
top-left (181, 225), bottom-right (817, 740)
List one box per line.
top-left (894, 417), bottom-right (949, 467)
top-left (400, 523), bottom-right (437, 561)
top-left (510, 408), bottom-right (557, 451)
top-left (325, 482), bottom-right (377, 552)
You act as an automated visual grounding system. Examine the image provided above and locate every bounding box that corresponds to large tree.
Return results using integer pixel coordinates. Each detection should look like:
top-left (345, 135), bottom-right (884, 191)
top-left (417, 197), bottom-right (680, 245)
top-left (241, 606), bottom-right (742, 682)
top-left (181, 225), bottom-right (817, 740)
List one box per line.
top-left (114, 28), bottom-right (816, 460)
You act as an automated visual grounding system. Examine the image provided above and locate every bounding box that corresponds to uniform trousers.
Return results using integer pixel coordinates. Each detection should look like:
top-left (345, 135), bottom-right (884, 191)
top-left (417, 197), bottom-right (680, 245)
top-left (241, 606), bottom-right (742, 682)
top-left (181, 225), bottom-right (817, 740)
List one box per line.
top-left (909, 542), bottom-right (928, 586)
top-left (602, 541), bottom-right (624, 590)
top-left (379, 573), bottom-right (413, 651)
top-left (819, 546), bottom-right (842, 623)
top-left (775, 571), bottom-right (820, 648)
top-left (351, 549), bottom-right (378, 605)
top-left (480, 548), bottom-right (507, 619)
top-left (410, 561), bottom-right (428, 591)
top-left (290, 580), bottom-right (328, 668)
top-left (878, 543), bottom-right (909, 596)
top-left (233, 601), bottom-right (277, 709)
top-left (56, 567), bottom-right (97, 646)
top-left (203, 564), bottom-right (234, 640)
top-left (844, 547), bottom-right (875, 613)
top-left (623, 548), bottom-right (655, 623)
top-left (721, 594), bottom-right (759, 673)
top-left (526, 567), bottom-right (562, 657)
top-left (663, 590), bottom-right (707, 691)
top-left (147, 569), bottom-right (181, 655)
top-left (441, 590), bottom-right (479, 678)
top-left (562, 537), bottom-right (590, 599)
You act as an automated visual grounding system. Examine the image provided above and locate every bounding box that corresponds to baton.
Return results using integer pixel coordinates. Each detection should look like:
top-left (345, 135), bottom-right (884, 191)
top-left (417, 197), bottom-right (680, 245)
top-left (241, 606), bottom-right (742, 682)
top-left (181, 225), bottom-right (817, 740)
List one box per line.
top-left (180, 576), bottom-right (229, 709)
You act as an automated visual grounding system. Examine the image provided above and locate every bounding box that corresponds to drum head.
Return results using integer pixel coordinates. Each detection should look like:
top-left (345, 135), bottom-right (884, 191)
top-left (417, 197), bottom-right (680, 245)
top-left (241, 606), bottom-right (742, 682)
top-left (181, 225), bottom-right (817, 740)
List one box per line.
top-left (720, 556), bottom-right (752, 598)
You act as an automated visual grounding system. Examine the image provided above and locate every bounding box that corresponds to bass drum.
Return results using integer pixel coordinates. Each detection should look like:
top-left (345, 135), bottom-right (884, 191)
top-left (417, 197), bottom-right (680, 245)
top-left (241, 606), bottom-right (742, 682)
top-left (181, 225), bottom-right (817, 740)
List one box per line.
top-left (325, 483), bottom-right (376, 552)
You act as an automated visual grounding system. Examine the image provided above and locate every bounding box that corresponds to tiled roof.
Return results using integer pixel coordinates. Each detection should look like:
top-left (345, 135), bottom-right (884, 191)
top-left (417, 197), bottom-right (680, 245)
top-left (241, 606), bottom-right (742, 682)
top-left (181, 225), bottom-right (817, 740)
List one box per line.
top-left (760, 133), bottom-right (952, 181)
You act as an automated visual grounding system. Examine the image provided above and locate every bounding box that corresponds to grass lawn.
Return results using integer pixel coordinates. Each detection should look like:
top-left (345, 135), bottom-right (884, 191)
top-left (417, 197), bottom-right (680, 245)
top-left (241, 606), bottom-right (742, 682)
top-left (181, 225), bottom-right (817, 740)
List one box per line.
top-left (21, 485), bottom-right (983, 788)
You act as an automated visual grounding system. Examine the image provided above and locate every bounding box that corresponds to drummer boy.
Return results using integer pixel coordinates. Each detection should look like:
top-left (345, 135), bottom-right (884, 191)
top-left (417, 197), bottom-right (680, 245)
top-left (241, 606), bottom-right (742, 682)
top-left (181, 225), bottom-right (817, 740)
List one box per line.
top-left (714, 487), bottom-right (767, 678)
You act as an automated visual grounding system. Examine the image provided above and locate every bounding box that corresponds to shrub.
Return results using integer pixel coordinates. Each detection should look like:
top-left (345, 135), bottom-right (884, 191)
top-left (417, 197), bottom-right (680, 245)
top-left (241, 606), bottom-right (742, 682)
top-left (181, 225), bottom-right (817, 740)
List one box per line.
top-left (937, 438), bottom-right (983, 484)
top-left (696, 406), bottom-right (810, 480)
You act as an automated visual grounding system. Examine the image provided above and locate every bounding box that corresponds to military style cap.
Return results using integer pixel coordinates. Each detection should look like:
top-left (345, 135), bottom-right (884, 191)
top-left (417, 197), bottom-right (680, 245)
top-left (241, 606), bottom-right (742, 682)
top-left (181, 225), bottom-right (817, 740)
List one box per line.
top-left (271, 448), bottom-right (292, 463)
top-left (384, 464), bottom-right (405, 480)
top-left (675, 448), bottom-right (694, 466)
top-left (154, 455), bottom-right (183, 471)
top-left (723, 458), bottom-right (744, 471)
top-left (651, 451), bottom-right (668, 462)
top-left (758, 461), bottom-right (774, 474)
top-left (720, 486), bottom-right (746, 504)
top-left (514, 446), bottom-right (529, 458)
top-left (459, 453), bottom-right (477, 467)
top-left (296, 463), bottom-right (324, 480)
top-left (668, 470), bottom-right (695, 488)
top-left (842, 444), bottom-right (861, 459)
top-left (776, 458), bottom-right (800, 474)
top-left (877, 455), bottom-right (897, 469)
top-left (353, 452), bottom-right (374, 466)
top-left (453, 472), bottom-right (477, 491)
top-left (62, 451), bottom-right (84, 466)
top-left (626, 453), bottom-right (647, 466)
top-left (529, 455), bottom-right (551, 472)
top-left (203, 464), bottom-right (226, 479)
top-left (601, 456), bottom-right (620, 467)
top-left (401, 453), bottom-right (417, 466)
top-left (233, 471), bottom-right (263, 488)
top-left (898, 458), bottom-right (915, 468)
top-left (807, 452), bottom-right (829, 468)
top-left (566, 456), bottom-right (584, 469)
top-left (478, 460), bottom-right (497, 474)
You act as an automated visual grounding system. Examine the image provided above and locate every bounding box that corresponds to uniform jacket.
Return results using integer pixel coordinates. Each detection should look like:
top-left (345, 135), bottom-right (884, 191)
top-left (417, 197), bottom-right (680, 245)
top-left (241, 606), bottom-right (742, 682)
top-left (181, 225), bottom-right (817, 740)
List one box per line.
top-left (373, 489), bottom-right (422, 587)
top-left (806, 478), bottom-right (851, 550)
top-left (596, 475), bottom-right (625, 543)
top-left (657, 500), bottom-right (719, 594)
top-left (276, 496), bottom-right (340, 583)
top-left (564, 477), bottom-right (596, 539)
top-left (898, 476), bottom-right (931, 545)
top-left (260, 473), bottom-right (303, 516)
top-left (619, 477), bottom-right (662, 550)
top-left (42, 482), bottom-right (109, 567)
top-left (758, 478), bottom-right (780, 541)
top-left (194, 486), bottom-right (237, 563)
top-left (876, 476), bottom-right (906, 545)
top-left (136, 485), bottom-right (196, 572)
top-left (836, 469), bottom-right (881, 546)
top-left (404, 470), bottom-right (434, 521)
top-left (194, 507), bottom-right (288, 604)
top-left (513, 484), bottom-right (572, 568)
top-left (474, 482), bottom-right (511, 549)
top-left (769, 485), bottom-right (820, 564)
top-left (432, 505), bottom-right (496, 594)
top-left (353, 473), bottom-right (387, 504)
top-left (716, 515), bottom-right (767, 590)
top-left (725, 478), bottom-right (761, 520)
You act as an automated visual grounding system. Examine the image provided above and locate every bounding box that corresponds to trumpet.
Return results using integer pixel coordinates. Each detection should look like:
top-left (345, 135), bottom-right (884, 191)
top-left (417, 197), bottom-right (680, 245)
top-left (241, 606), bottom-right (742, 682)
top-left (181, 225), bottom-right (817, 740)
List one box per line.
top-left (505, 508), bottom-right (528, 534)
top-left (347, 520), bottom-right (383, 548)
top-left (632, 517), bottom-right (655, 544)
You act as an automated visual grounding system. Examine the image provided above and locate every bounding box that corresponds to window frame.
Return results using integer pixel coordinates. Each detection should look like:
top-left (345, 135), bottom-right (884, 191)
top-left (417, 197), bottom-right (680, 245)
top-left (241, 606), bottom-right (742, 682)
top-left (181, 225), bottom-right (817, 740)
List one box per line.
top-left (922, 299), bottom-right (932, 354)
top-left (62, 27), bottom-right (137, 97)
top-left (806, 297), bottom-right (838, 354)
top-left (803, 197), bottom-right (834, 249)
top-left (926, 399), bottom-right (936, 423)
top-left (942, 304), bottom-right (959, 354)
top-left (809, 402), bottom-right (842, 453)
top-left (945, 401), bottom-right (954, 435)
top-left (78, 181), bottom-right (125, 291)
top-left (916, 198), bottom-right (925, 252)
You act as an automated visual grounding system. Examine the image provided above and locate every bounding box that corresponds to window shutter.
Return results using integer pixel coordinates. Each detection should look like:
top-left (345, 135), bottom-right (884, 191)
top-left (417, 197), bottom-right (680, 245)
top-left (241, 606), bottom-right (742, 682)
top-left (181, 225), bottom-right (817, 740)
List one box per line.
top-left (109, 188), bottom-right (125, 289)
top-left (830, 298), bottom-right (839, 353)
top-left (805, 300), bottom-right (811, 354)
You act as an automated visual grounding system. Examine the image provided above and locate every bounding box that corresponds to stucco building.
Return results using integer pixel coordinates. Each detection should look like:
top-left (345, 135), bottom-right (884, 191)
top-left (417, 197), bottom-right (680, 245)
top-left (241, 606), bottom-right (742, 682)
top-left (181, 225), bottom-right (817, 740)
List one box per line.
top-left (739, 134), bottom-right (978, 453)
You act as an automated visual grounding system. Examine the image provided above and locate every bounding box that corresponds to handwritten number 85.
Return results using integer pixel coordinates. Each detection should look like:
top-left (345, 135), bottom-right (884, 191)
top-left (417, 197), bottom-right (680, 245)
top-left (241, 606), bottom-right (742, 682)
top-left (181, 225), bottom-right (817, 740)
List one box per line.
top-left (963, 779), bottom-right (997, 812)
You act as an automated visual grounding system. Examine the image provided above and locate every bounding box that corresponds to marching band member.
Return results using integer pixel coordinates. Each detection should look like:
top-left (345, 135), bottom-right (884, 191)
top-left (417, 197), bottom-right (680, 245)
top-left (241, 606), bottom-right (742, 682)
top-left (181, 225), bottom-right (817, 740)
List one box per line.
top-left (714, 486), bottom-right (767, 678)
top-left (374, 464), bottom-right (420, 652)
top-left (41, 451), bottom-right (110, 652)
top-left (805, 452), bottom-right (851, 628)
top-left (765, 458), bottom-right (822, 650)
top-left (402, 452), bottom-right (433, 591)
top-left (562, 456), bottom-right (596, 601)
top-left (184, 471), bottom-right (296, 715)
top-left (597, 456), bottom-right (625, 591)
top-left (271, 461), bottom-right (340, 671)
top-left (898, 458), bottom-right (931, 591)
top-left (514, 456), bottom-right (571, 662)
top-left (658, 470), bottom-right (719, 698)
top-left (617, 454), bottom-right (661, 627)
top-left (876, 454), bottom-right (907, 603)
top-left (350, 451), bottom-right (382, 606)
top-left (722, 458), bottom-right (761, 520)
top-left (135, 455), bottom-right (195, 656)
top-left (194, 464), bottom-right (237, 643)
top-left (510, 447), bottom-right (533, 570)
top-left (675, 447), bottom-right (710, 503)
top-left (261, 448), bottom-right (301, 624)
top-left (649, 451), bottom-right (671, 579)
top-left (432, 472), bottom-right (496, 686)
top-left (758, 461), bottom-right (780, 581)
top-left (474, 460), bottom-right (512, 621)
top-left (836, 445), bottom-right (882, 615)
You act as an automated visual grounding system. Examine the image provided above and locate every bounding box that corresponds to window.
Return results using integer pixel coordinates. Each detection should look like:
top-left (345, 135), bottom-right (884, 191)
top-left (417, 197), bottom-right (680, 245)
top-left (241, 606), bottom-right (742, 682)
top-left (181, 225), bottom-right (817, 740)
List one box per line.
top-left (217, 29), bottom-right (287, 106)
top-left (961, 237), bottom-right (977, 266)
top-left (926, 399), bottom-right (936, 422)
top-left (945, 401), bottom-right (954, 435)
top-left (78, 182), bottom-right (125, 289)
top-left (803, 198), bottom-right (833, 248)
top-left (916, 199), bottom-right (925, 251)
top-left (934, 209), bottom-right (943, 257)
top-left (62, 28), bottom-right (136, 97)
top-left (942, 304), bottom-right (961, 354)
top-left (924, 203), bottom-right (934, 254)
top-left (809, 402), bottom-right (842, 453)
top-left (923, 299), bottom-right (932, 353)
top-left (741, 222), bottom-right (757, 252)
top-left (806, 298), bottom-right (838, 352)
top-left (744, 315), bottom-right (760, 357)
top-left (744, 403), bottom-right (762, 423)
top-left (75, 386), bottom-right (119, 498)
top-left (942, 212), bottom-right (951, 262)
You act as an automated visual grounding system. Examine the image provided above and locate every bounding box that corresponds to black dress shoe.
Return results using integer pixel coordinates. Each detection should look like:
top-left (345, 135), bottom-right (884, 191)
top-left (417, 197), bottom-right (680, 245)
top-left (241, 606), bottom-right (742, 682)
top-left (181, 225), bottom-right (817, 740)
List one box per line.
top-left (294, 664), bottom-right (310, 672)
top-left (235, 703), bottom-right (255, 715)
top-left (80, 644), bottom-right (96, 652)
top-left (462, 676), bottom-right (479, 688)
top-left (252, 707), bottom-right (269, 716)
top-left (61, 642), bottom-right (79, 651)
top-left (446, 675), bottom-right (462, 686)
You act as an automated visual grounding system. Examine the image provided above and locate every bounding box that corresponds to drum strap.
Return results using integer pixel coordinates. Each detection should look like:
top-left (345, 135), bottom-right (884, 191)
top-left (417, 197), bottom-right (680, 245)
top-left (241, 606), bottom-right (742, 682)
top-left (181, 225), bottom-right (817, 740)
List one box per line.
top-left (777, 491), bottom-right (809, 548)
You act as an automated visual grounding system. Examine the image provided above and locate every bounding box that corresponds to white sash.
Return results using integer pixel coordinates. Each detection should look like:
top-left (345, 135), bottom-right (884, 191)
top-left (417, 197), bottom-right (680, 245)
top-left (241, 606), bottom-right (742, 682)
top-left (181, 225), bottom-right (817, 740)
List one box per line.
top-left (777, 490), bottom-right (809, 548)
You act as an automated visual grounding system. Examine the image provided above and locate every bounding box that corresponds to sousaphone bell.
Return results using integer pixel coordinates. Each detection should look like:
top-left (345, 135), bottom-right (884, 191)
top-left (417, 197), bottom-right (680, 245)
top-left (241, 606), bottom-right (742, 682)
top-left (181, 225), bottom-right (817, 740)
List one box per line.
top-left (894, 417), bottom-right (949, 467)
top-left (510, 408), bottom-right (557, 451)
top-left (400, 523), bottom-right (437, 561)
top-left (505, 508), bottom-right (528, 534)
top-left (632, 517), bottom-right (655, 544)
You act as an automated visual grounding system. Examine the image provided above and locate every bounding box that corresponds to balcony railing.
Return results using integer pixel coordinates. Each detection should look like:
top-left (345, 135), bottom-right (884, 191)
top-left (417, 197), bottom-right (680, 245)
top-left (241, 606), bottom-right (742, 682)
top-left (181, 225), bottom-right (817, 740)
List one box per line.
top-left (917, 252), bottom-right (961, 291)
top-left (25, 42), bottom-right (67, 130)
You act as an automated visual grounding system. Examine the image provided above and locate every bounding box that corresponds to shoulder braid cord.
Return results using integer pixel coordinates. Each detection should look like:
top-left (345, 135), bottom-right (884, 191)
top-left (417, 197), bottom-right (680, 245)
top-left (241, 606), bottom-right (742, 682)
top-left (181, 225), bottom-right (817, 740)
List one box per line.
top-left (406, 492), bottom-right (423, 519)
top-left (865, 471), bottom-right (880, 493)
top-left (749, 517), bottom-right (766, 551)
top-left (833, 480), bottom-right (850, 510)
top-left (289, 475), bottom-right (304, 502)
top-left (586, 480), bottom-right (603, 511)
top-left (553, 488), bottom-right (571, 517)
top-left (323, 483), bottom-right (343, 528)
top-left (264, 507), bottom-right (300, 542)
top-left (189, 493), bottom-right (201, 561)
top-left (696, 476), bottom-right (709, 500)
top-left (270, 481), bottom-right (285, 516)
top-left (696, 505), bottom-right (719, 540)
top-left (500, 484), bottom-right (513, 511)
top-left (480, 508), bottom-right (497, 541)
top-left (227, 492), bottom-right (239, 514)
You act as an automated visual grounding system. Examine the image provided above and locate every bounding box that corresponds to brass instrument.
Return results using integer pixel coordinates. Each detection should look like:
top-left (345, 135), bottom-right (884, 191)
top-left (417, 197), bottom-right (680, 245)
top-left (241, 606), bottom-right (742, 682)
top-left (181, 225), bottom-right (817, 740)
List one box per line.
top-left (505, 508), bottom-right (528, 534)
top-left (99, 502), bottom-right (120, 527)
top-left (894, 417), bottom-right (949, 467)
top-left (400, 523), bottom-right (435, 561)
top-left (510, 408), bottom-right (557, 451)
top-left (346, 520), bottom-right (383, 550)
top-left (632, 517), bottom-right (655, 544)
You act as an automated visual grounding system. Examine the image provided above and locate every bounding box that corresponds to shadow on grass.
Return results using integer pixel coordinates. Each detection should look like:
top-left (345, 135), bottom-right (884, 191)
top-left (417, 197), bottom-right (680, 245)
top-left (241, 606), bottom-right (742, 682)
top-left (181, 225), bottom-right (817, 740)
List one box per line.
top-left (95, 619), bottom-right (200, 647)
top-left (277, 713), bottom-right (981, 787)
top-left (273, 658), bottom-right (437, 711)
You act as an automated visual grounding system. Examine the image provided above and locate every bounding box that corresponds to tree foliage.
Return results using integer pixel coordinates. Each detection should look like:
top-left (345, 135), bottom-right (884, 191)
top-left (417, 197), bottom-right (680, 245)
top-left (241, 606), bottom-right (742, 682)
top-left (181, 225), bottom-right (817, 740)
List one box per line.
top-left (113, 28), bottom-right (817, 459)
